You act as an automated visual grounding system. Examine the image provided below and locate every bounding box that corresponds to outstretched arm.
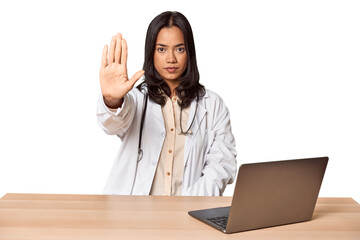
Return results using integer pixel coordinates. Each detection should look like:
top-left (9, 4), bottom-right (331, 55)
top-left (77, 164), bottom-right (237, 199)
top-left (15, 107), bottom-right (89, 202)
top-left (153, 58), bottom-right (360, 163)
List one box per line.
top-left (97, 33), bottom-right (144, 137)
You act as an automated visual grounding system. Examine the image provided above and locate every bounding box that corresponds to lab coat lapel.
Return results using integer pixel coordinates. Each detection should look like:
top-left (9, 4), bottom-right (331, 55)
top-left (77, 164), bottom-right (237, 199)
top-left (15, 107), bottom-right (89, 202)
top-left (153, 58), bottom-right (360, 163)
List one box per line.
top-left (183, 92), bottom-right (208, 167)
top-left (148, 98), bottom-right (164, 128)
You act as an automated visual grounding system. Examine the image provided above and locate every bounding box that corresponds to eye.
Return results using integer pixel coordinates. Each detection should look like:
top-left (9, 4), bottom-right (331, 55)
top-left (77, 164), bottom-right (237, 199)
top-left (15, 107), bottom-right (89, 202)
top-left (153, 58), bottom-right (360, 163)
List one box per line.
top-left (157, 47), bottom-right (165, 53)
top-left (177, 47), bottom-right (185, 53)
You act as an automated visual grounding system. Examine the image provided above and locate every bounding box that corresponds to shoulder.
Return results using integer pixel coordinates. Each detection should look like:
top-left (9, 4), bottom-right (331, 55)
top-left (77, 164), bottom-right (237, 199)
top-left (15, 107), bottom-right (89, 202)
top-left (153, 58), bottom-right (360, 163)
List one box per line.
top-left (128, 85), bottom-right (147, 99)
top-left (200, 88), bottom-right (230, 115)
top-left (202, 88), bottom-right (226, 105)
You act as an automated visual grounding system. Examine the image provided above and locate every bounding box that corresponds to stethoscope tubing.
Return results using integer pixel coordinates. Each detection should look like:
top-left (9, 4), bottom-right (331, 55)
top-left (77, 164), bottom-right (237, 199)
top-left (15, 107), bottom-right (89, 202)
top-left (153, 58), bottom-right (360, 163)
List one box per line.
top-left (137, 92), bottom-right (198, 162)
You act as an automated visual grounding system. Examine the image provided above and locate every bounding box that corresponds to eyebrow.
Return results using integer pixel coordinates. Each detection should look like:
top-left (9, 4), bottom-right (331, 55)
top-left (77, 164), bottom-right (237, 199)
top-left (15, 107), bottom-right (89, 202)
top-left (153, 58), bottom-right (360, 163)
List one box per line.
top-left (156, 43), bottom-right (185, 47)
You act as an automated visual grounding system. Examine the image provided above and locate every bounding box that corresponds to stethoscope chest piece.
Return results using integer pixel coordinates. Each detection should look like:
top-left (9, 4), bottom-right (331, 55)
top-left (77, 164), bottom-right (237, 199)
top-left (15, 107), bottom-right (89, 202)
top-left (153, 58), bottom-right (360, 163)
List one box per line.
top-left (137, 148), bottom-right (143, 162)
top-left (137, 92), bottom-right (148, 162)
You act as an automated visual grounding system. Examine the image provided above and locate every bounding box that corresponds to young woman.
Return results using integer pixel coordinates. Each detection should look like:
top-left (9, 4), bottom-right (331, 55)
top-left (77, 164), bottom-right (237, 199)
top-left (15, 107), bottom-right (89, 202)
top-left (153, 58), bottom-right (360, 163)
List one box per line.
top-left (97, 11), bottom-right (237, 196)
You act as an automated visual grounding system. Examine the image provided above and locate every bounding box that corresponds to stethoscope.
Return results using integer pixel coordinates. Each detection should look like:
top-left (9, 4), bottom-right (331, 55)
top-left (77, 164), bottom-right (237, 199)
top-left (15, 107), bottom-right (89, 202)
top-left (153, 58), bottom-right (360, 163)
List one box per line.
top-left (137, 93), bottom-right (198, 162)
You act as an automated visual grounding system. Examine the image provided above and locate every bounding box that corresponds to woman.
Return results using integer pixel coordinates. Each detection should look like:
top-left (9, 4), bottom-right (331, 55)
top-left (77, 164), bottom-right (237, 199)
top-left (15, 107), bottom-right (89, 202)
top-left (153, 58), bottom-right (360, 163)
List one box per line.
top-left (97, 11), bottom-right (237, 196)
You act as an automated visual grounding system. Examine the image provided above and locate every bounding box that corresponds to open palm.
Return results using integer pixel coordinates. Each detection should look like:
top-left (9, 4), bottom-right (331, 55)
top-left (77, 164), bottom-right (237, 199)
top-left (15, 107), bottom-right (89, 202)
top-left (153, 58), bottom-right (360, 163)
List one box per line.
top-left (100, 33), bottom-right (144, 108)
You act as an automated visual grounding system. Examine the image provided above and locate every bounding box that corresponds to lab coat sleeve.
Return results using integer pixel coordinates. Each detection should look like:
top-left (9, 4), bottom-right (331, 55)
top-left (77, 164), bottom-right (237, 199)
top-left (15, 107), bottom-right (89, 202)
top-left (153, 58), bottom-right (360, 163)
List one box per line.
top-left (96, 92), bottom-right (137, 138)
top-left (184, 96), bottom-right (237, 196)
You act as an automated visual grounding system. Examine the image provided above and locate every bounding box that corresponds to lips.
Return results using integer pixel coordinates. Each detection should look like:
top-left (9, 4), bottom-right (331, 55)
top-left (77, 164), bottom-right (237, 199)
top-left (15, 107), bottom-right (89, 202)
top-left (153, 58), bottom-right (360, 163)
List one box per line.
top-left (165, 67), bottom-right (178, 73)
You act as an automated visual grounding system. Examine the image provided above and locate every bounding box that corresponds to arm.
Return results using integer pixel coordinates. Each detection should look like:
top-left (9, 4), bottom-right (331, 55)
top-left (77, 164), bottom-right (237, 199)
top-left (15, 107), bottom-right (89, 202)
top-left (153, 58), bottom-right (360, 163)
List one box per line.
top-left (97, 33), bottom-right (144, 137)
top-left (184, 96), bottom-right (237, 196)
top-left (97, 91), bottom-right (137, 137)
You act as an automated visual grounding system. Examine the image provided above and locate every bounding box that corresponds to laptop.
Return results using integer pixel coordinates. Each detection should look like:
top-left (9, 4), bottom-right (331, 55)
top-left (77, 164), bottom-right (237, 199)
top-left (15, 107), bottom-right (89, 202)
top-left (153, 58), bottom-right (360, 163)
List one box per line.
top-left (188, 156), bottom-right (328, 234)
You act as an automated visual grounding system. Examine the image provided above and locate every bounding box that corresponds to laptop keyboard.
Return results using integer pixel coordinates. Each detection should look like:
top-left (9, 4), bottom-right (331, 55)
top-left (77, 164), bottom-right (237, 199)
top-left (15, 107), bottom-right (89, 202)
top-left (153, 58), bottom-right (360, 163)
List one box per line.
top-left (207, 216), bottom-right (228, 229)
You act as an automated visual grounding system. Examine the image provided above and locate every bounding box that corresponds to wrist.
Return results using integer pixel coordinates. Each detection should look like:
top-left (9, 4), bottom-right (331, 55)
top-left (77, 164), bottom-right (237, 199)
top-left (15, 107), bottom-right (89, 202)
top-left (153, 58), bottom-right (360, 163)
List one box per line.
top-left (103, 96), bottom-right (124, 109)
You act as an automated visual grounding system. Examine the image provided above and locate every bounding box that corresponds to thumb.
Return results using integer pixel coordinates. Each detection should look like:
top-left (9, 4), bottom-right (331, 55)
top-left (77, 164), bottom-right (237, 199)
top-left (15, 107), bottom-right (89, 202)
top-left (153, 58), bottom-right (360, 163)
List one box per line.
top-left (129, 70), bottom-right (145, 86)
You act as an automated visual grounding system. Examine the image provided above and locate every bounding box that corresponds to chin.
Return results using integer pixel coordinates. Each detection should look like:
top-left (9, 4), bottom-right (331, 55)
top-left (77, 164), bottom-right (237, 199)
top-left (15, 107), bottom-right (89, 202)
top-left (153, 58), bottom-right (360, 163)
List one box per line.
top-left (162, 74), bottom-right (181, 81)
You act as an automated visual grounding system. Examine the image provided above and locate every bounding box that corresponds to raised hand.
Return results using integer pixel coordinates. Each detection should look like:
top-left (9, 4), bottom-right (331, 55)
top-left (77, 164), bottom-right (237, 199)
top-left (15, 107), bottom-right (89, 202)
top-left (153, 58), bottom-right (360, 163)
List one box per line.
top-left (100, 33), bottom-right (144, 108)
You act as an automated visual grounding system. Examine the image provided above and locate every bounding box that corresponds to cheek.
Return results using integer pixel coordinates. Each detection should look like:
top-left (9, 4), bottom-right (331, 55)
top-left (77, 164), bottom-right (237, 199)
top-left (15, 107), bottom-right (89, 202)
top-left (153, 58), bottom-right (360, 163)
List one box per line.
top-left (180, 55), bottom-right (188, 71)
top-left (153, 54), bottom-right (162, 72)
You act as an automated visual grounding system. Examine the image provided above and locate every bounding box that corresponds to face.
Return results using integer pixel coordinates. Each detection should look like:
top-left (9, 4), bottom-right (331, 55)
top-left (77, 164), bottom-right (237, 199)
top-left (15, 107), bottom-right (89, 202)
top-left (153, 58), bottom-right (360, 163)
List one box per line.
top-left (154, 26), bottom-right (187, 89)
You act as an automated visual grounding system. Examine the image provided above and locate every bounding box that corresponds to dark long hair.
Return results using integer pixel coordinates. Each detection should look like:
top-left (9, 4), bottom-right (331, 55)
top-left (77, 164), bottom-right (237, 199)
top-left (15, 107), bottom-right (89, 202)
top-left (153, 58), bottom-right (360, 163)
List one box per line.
top-left (137, 11), bottom-right (205, 108)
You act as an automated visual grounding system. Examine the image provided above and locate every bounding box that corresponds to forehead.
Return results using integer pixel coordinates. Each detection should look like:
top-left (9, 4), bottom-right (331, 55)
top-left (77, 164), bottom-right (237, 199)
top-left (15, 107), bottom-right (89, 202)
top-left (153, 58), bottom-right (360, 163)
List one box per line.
top-left (156, 26), bottom-right (184, 44)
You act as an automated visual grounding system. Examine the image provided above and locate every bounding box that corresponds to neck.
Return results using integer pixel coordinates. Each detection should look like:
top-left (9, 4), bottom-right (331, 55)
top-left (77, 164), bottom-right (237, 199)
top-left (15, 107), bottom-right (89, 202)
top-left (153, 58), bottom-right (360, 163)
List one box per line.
top-left (170, 89), bottom-right (177, 98)
top-left (163, 79), bottom-right (180, 98)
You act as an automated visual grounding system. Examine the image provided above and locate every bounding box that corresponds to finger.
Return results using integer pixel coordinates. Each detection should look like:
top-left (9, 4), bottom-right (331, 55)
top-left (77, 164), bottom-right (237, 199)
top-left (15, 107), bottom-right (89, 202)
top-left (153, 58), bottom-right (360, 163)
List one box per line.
top-left (109, 35), bottom-right (116, 65)
top-left (129, 70), bottom-right (145, 86)
top-left (121, 38), bottom-right (128, 67)
top-left (114, 33), bottom-right (122, 64)
top-left (101, 44), bottom-right (108, 69)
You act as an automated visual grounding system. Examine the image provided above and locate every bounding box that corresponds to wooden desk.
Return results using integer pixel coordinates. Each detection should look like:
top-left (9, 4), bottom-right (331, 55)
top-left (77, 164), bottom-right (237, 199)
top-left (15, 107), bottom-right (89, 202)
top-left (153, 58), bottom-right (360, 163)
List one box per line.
top-left (1, 194), bottom-right (360, 239)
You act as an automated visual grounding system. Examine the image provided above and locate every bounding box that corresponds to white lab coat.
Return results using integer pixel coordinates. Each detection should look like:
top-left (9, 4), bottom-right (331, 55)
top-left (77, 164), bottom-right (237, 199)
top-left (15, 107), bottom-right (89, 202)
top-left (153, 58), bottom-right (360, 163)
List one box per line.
top-left (97, 87), bottom-right (237, 196)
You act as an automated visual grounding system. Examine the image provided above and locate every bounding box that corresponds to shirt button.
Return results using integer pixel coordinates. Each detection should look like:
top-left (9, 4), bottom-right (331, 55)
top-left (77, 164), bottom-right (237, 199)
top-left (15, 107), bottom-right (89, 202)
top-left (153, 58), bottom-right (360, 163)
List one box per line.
top-left (170, 128), bottom-right (174, 132)
top-left (166, 172), bottom-right (171, 176)
top-left (169, 150), bottom-right (172, 154)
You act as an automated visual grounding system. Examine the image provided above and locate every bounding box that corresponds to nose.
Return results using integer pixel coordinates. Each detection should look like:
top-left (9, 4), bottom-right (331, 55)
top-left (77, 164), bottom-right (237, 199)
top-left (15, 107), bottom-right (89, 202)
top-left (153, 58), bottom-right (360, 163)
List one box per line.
top-left (166, 50), bottom-right (177, 63)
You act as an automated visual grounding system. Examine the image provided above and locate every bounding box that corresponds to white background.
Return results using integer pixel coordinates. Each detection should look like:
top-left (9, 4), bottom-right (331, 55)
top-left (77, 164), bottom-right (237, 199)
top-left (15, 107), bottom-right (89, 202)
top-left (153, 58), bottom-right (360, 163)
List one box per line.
top-left (0, 0), bottom-right (359, 202)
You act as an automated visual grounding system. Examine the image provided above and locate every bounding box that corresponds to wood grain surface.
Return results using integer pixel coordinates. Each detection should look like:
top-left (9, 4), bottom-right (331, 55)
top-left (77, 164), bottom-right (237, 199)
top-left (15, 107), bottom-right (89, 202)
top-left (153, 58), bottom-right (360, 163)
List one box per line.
top-left (1, 193), bottom-right (359, 239)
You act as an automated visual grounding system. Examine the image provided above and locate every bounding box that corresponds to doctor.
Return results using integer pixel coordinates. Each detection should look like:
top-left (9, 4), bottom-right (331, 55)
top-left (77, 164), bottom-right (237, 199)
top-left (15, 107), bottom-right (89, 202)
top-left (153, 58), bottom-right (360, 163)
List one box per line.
top-left (97, 11), bottom-right (237, 196)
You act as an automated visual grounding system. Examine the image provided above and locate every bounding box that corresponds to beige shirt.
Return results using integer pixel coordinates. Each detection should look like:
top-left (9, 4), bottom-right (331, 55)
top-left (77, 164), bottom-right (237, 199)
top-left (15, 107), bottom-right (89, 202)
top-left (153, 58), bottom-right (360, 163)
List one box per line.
top-left (150, 95), bottom-right (190, 196)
